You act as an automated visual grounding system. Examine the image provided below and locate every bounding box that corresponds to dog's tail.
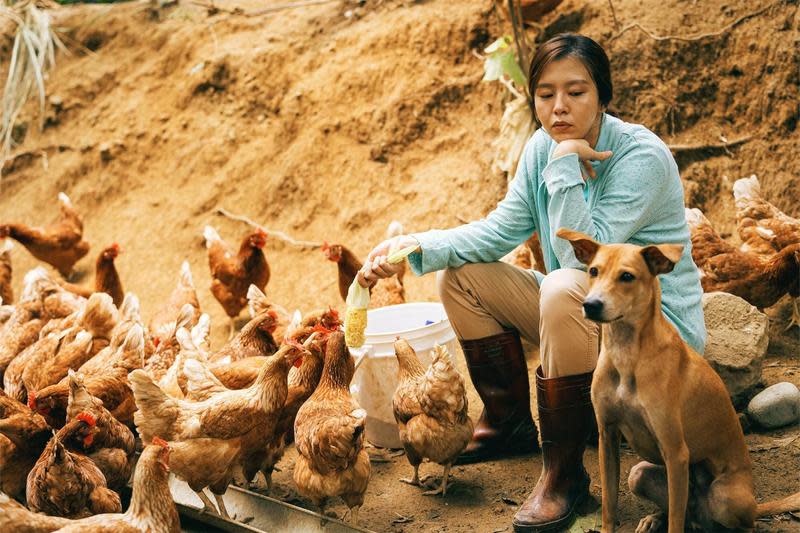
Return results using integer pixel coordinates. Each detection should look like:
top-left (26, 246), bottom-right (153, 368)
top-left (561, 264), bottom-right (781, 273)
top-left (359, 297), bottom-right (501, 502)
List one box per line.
top-left (757, 491), bottom-right (800, 517)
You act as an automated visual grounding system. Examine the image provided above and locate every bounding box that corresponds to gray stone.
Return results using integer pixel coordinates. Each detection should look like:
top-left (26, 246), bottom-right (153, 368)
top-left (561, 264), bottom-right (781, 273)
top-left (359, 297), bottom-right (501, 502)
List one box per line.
top-left (746, 382), bottom-right (800, 429)
top-left (702, 292), bottom-right (769, 406)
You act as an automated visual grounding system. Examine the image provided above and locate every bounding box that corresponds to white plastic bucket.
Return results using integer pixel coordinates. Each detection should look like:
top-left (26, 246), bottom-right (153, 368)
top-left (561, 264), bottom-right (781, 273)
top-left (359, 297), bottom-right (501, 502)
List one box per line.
top-left (349, 302), bottom-right (458, 449)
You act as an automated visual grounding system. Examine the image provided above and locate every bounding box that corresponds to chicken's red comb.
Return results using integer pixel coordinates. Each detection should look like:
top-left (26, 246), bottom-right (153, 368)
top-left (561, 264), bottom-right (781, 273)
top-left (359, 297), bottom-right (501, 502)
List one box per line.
top-left (328, 306), bottom-right (340, 323)
top-left (267, 309), bottom-right (279, 320)
top-left (257, 229), bottom-right (268, 239)
top-left (152, 436), bottom-right (169, 449)
top-left (321, 241), bottom-right (330, 253)
top-left (311, 323), bottom-right (335, 335)
top-left (153, 336), bottom-right (161, 348)
top-left (76, 412), bottom-right (96, 427)
top-left (27, 391), bottom-right (36, 410)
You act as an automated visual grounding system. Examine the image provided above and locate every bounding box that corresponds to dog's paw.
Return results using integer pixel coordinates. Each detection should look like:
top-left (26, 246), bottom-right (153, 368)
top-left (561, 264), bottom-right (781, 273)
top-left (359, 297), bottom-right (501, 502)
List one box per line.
top-left (635, 513), bottom-right (665, 533)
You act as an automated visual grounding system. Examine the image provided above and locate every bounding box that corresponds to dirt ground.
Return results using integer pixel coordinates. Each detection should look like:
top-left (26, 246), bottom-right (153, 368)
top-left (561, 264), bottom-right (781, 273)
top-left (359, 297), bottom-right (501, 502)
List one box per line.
top-left (1, 0), bottom-right (799, 531)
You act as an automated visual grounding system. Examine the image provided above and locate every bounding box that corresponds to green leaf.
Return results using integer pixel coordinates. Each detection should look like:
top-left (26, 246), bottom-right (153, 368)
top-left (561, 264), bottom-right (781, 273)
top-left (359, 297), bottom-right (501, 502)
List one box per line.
top-left (484, 36), bottom-right (511, 54)
top-left (481, 36), bottom-right (526, 88)
top-left (500, 50), bottom-right (527, 87)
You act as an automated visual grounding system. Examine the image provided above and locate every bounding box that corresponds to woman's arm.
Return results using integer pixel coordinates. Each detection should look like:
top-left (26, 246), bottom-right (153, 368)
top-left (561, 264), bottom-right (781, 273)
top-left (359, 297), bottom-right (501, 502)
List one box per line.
top-left (544, 139), bottom-right (672, 269)
top-left (407, 140), bottom-right (540, 275)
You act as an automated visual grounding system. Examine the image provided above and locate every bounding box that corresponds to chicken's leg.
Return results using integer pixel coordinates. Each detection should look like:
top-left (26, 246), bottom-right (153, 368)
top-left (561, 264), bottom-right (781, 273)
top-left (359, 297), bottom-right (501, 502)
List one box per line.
top-left (399, 464), bottom-right (421, 486)
top-left (349, 505), bottom-right (361, 526)
top-left (422, 463), bottom-right (452, 497)
top-left (785, 298), bottom-right (800, 331)
top-left (228, 317), bottom-right (237, 340)
top-left (213, 493), bottom-right (230, 520)
top-left (196, 489), bottom-right (219, 514)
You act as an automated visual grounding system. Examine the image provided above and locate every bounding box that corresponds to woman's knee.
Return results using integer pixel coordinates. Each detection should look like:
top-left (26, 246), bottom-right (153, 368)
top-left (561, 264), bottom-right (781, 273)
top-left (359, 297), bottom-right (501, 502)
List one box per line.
top-left (539, 268), bottom-right (588, 318)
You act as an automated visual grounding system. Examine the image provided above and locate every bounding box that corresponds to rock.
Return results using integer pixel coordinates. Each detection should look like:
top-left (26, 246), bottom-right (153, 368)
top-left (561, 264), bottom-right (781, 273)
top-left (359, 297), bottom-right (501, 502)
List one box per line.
top-left (746, 382), bottom-right (800, 429)
top-left (702, 292), bottom-right (769, 406)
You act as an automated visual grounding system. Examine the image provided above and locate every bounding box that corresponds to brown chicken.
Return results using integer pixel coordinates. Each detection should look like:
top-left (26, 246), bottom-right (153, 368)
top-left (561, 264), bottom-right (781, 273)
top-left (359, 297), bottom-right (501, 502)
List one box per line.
top-left (143, 303), bottom-right (197, 382)
top-left (0, 300), bottom-right (46, 382)
top-left (0, 491), bottom-right (72, 531)
top-left (206, 309), bottom-right (280, 364)
top-left (130, 338), bottom-right (309, 443)
top-left (0, 441), bottom-right (180, 533)
top-left (148, 260), bottom-right (201, 345)
top-left (197, 307), bottom-right (341, 392)
top-left (165, 436), bottom-right (242, 518)
top-left (0, 239), bottom-right (13, 304)
top-left (204, 225), bottom-right (270, 339)
top-left (323, 222), bottom-right (407, 308)
top-left (393, 340), bottom-right (473, 496)
top-left (0, 192), bottom-right (90, 278)
top-left (293, 331), bottom-right (370, 525)
top-left (58, 244), bottom-right (124, 307)
top-left (734, 175), bottom-right (800, 255)
top-left (247, 284), bottom-right (292, 341)
top-left (157, 314), bottom-right (212, 399)
top-left (26, 413), bottom-right (121, 518)
top-left (31, 325), bottom-right (145, 428)
top-left (686, 207), bottom-right (800, 329)
top-left (4, 328), bottom-right (64, 403)
top-left (23, 292), bottom-right (118, 393)
top-left (66, 371), bottom-right (135, 490)
top-left (0, 389), bottom-right (51, 501)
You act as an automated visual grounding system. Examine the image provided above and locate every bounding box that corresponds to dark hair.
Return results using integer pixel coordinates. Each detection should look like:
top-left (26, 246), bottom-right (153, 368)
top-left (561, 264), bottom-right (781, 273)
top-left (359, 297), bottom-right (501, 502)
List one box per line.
top-left (528, 33), bottom-right (612, 108)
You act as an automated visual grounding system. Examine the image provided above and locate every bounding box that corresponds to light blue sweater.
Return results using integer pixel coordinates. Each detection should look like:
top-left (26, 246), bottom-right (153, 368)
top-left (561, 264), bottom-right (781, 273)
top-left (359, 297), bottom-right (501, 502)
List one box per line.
top-left (408, 113), bottom-right (707, 354)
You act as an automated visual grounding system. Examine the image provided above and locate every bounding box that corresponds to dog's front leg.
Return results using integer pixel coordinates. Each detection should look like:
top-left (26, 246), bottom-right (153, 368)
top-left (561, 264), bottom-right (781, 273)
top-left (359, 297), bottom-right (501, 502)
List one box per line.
top-left (599, 424), bottom-right (621, 533)
top-left (659, 431), bottom-right (690, 533)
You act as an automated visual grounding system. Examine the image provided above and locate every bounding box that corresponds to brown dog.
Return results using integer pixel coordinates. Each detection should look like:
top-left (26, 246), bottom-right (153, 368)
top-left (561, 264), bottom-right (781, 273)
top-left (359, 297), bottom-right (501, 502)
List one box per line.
top-left (557, 228), bottom-right (800, 533)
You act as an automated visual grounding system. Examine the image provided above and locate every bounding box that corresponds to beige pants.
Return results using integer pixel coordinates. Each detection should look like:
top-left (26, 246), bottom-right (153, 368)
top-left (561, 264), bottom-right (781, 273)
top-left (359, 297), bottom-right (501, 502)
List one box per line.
top-left (437, 263), bottom-right (600, 378)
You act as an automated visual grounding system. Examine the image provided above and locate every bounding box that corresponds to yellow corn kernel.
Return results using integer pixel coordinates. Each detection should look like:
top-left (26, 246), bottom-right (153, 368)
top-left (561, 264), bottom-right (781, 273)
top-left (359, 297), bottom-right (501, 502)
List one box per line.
top-left (345, 306), bottom-right (367, 348)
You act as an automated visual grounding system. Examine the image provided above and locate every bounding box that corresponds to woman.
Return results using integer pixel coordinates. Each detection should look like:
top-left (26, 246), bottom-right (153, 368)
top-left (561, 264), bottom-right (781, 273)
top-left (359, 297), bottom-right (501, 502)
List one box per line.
top-left (358, 33), bottom-right (706, 532)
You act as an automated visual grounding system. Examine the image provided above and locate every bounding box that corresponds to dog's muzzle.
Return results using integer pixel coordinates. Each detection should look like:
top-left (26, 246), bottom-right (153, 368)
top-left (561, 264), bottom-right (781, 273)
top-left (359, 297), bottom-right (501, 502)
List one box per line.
top-left (582, 298), bottom-right (604, 322)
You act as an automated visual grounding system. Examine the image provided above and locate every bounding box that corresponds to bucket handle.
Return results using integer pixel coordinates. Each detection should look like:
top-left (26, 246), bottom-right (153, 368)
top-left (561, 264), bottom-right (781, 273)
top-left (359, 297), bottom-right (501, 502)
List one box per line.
top-left (352, 345), bottom-right (372, 372)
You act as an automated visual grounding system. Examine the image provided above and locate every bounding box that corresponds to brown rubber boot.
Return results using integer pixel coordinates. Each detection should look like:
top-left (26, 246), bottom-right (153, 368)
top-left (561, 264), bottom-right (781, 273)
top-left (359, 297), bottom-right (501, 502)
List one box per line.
top-left (455, 329), bottom-right (539, 465)
top-left (513, 366), bottom-right (594, 532)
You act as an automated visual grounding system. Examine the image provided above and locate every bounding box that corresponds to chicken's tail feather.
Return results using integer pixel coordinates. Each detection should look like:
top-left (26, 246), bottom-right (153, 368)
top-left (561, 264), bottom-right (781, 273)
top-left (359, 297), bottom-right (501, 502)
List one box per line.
top-left (203, 226), bottom-right (222, 248)
top-left (130, 369), bottom-right (179, 442)
top-left (733, 174), bottom-right (761, 202)
top-left (57, 192), bottom-right (72, 207)
top-left (179, 260), bottom-right (194, 289)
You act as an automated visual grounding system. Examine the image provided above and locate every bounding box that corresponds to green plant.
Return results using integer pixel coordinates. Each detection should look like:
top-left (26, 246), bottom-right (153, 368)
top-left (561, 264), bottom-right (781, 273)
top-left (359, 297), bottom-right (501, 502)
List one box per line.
top-left (481, 35), bottom-right (535, 180)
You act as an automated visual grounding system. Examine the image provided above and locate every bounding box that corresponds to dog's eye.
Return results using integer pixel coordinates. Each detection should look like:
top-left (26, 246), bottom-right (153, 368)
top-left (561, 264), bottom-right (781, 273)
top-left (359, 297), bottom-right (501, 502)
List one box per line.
top-left (589, 267), bottom-right (598, 277)
top-left (619, 272), bottom-right (635, 282)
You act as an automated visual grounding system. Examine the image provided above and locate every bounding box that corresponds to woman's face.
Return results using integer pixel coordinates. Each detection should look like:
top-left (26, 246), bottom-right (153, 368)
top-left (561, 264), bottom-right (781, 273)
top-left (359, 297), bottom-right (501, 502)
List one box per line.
top-left (533, 56), bottom-right (604, 146)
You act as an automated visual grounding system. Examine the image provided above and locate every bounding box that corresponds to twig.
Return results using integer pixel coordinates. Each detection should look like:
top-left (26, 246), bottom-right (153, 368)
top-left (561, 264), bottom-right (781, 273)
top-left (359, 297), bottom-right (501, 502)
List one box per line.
top-left (456, 215), bottom-right (470, 224)
top-left (191, 0), bottom-right (340, 17)
top-left (215, 207), bottom-right (324, 249)
top-left (607, 0), bottom-right (620, 32)
top-left (667, 135), bottom-right (751, 153)
top-left (610, 1), bottom-right (782, 42)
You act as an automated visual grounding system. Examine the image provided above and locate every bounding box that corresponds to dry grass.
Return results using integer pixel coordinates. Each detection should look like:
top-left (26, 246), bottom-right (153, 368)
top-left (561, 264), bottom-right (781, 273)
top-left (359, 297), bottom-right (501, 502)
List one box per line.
top-left (0, 0), bottom-right (65, 180)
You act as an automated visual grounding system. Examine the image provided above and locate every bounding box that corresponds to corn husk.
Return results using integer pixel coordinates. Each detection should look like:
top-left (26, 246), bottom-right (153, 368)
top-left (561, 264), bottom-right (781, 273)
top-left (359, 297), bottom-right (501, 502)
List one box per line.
top-left (344, 244), bottom-right (418, 348)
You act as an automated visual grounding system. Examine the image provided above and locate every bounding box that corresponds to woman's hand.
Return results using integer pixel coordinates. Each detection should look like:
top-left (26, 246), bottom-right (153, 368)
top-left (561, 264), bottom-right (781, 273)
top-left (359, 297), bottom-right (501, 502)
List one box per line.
top-left (552, 139), bottom-right (613, 179)
top-left (356, 234), bottom-right (420, 288)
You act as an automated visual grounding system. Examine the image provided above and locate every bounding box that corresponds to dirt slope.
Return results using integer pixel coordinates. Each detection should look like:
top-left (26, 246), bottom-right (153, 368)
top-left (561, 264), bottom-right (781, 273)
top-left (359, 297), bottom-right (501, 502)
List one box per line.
top-left (1, 1), bottom-right (798, 531)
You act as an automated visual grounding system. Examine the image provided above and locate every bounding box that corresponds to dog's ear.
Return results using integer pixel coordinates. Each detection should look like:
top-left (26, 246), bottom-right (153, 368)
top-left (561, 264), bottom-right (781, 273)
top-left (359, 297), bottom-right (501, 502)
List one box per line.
top-left (556, 228), bottom-right (600, 265)
top-left (641, 244), bottom-right (684, 275)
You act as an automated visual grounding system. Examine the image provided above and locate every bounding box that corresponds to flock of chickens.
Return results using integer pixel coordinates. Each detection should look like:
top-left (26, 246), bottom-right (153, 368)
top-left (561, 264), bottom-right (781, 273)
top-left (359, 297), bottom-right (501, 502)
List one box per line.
top-left (0, 195), bottom-right (475, 531)
top-left (685, 175), bottom-right (800, 330)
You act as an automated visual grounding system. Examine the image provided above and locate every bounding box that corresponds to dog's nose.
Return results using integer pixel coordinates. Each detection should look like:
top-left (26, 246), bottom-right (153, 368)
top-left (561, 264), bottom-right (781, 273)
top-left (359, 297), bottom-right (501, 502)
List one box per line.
top-left (583, 298), bottom-right (604, 320)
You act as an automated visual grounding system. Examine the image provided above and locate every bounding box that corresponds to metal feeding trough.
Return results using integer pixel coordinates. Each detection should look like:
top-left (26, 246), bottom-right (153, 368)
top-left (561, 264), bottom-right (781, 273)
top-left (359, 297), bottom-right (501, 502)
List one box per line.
top-left (169, 477), bottom-right (375, 533)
